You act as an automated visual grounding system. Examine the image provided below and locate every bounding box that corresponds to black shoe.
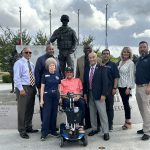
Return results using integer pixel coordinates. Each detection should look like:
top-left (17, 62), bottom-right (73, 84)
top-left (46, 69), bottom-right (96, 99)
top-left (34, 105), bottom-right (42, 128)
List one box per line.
top-left (20, 132), bottom-right (29, 139)
top-left (26, 129), bottom-right (38, 133)
top-left (103, 133), bottom-right (110, 141)
top-left (141, 134), bottom-right (150, 141)
top-left (88, 130), bottom-right (99, 136)
top-left (84, 125), bottom-right (91, 130)
top-left (41, 135), bottom-right (46, 141)
top-left (50, 132), bottom-right (59, 137)
top-left (137, 129), bottom-right (144, 134)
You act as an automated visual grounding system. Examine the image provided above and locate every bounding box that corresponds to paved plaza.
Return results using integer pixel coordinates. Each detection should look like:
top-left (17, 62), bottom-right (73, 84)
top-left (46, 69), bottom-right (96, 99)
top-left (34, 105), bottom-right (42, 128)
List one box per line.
top-left (0, 83), bottom-right (150, 150)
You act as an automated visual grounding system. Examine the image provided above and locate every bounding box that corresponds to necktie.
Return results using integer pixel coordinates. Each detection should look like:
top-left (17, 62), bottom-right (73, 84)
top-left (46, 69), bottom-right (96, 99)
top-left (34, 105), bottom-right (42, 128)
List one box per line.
top-left (89, 66), bottom-right (94, 89)
top-left (27, 60), bottom-right (35, 86)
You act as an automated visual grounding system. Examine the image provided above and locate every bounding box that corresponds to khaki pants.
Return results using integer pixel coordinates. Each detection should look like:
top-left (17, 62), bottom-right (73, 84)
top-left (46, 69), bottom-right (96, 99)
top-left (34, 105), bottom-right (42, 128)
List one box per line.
top-left (136, 86), bottom-right (150, 135)
top-left (89, 91), bottom-right (109, 134)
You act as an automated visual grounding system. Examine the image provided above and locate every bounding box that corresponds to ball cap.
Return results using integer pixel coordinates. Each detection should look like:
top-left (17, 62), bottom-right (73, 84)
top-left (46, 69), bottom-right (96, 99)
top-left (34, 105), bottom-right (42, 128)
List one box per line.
top-left (65, 66), bottom-right (74, 72)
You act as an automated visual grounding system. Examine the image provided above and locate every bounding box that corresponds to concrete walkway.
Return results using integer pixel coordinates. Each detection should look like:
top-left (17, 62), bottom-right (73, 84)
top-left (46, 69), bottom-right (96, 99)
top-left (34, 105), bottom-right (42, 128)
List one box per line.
top-left (0, 124), bottom-right (150, 150)
top-left (0, 83), bottom-right (149, 150)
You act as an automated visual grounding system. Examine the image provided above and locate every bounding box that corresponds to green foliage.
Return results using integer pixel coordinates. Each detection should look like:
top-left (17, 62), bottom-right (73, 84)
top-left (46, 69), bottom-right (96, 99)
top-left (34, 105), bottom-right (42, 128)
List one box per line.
top-left (82, 35), bottom-right (94, 47)
top-left (0, 26), bottom-right (31, 72)
top-left (33, 30), bottom-right (48, 45)
top-left (2, 74), bottom-right (11, 83)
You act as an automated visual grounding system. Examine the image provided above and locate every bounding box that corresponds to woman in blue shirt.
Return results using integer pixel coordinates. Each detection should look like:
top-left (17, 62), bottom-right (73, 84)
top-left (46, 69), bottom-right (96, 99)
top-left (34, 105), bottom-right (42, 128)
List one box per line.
top-left (40, 58), bottom-right (61, 140)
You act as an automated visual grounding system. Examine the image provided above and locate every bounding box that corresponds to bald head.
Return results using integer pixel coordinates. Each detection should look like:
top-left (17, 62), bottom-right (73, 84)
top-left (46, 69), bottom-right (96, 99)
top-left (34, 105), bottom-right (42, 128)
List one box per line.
top-left (88, 52), bottom-right (97, 66)
top-left (46, 44), bottom-right (54, 57)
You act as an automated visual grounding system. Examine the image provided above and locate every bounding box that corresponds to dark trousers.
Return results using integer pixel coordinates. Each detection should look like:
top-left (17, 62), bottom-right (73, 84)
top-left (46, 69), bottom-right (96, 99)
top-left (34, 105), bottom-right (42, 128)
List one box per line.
top-left (63, 98), bottom-right (85, 126)
top-left (38, 95), bottom-right (43, 122)
top-left (41, 92), bottom-right (59, 136)
top-left (105, 93), bottom-right (114, 129)
top-left (84, 103), bottom-right (91, 128)
top-left (16, 86), bottom-right (36, 133)
top-left (118, 87), bottom-right (131, 119)
top-left (58, 53), bottom-right (74, 75)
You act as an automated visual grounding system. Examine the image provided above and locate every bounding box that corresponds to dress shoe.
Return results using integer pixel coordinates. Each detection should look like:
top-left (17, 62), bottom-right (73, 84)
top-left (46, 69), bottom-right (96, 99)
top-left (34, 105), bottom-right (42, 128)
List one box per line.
top-left (20, 132), bottom-right (29, 139)
top-left (84, 125), bottom-right (91, 130)
top-left (141, 134), bottom-right (150, 141)
top-left (26, 129), bottom-right (38, 133)
top-left (103, 133), bottom-right (110, 141)
top-left (88, 130), bottom-right (99, 136)
top-left (137, 129), bottom-right (144, 134)
top-left (41, 135), bottom-right (46, 141)
top-left (50, 132), bottom-right (59, 137)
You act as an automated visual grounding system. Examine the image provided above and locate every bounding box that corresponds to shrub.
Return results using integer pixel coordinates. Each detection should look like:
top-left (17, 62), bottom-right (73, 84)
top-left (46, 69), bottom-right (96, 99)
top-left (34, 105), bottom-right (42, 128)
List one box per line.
top-left (2, 74), bottom-right (11, 83)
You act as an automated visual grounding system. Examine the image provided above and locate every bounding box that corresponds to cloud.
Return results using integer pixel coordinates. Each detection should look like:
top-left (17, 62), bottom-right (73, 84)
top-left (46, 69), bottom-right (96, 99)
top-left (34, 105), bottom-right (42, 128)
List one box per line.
top-left (108, 12), bottom-right (135, 29)
top-left (133, 29), bottom-right (150, 38)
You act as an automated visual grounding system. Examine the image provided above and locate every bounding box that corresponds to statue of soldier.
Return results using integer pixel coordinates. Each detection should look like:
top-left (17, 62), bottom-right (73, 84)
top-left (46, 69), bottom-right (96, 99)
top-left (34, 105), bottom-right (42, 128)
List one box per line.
top-left (48, 14), bottom-right (77, 75)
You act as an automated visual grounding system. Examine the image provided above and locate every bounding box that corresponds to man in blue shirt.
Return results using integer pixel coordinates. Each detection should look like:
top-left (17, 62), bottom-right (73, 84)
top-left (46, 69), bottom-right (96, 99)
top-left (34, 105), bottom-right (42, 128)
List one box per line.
top-left (136, 41), bottom-right (150, 141)
top-left (101, 49), bottom-right (119, 131)
top-left (14, 47), bottom-right (38, 139)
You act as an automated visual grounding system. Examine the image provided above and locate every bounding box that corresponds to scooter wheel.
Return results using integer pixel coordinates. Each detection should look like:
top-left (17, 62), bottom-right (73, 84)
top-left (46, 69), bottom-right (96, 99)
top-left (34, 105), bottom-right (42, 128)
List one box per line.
top-left (59, 137), bottom-right (64, 147)
top-left (82, 135), bottom-right (88, 146)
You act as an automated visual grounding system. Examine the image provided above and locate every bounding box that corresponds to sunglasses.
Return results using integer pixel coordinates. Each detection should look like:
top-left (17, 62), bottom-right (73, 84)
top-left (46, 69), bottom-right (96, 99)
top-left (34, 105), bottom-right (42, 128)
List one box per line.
top-left (24, 51), bottom-right (32, 54)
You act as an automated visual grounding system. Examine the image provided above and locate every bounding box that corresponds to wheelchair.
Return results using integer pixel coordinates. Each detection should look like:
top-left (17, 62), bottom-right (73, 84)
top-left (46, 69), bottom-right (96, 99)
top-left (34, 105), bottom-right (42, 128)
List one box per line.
top-left (59, 92), bottom-right (88, 147)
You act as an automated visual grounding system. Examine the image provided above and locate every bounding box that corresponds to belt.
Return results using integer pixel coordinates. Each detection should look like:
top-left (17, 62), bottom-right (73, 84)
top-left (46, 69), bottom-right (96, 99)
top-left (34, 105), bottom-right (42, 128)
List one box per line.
top-left (44, 89), bottom-right (58, 93)
top-left (136, 84), bottom-right (148, 87)
top-left (23, 85), bottom-right (35, 87)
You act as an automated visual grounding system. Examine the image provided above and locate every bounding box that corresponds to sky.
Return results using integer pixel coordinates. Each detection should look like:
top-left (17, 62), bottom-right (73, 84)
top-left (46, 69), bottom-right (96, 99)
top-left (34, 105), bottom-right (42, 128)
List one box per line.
top-left (0, 0), bottom-right (150, 57)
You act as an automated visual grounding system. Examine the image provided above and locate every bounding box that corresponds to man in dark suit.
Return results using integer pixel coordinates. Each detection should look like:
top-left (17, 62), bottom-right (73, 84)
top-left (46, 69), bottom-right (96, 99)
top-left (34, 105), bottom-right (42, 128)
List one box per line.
top-left (84, 52), bottom-right (109, 141)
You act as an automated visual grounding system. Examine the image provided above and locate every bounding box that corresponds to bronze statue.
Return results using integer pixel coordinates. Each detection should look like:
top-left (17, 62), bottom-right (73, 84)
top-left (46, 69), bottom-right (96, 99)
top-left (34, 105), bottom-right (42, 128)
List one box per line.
top-left (48, 15), bottom-right (77, 75)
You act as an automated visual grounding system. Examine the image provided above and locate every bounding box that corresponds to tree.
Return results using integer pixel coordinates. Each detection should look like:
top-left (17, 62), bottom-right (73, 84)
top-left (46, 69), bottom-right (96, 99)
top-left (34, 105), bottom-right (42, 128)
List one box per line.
top-left (33, 30), bottom-right (48, 45)
top-left (0, 26), bottom-right (31, 72)
top-left (81, 35), bottom-right (94, 48)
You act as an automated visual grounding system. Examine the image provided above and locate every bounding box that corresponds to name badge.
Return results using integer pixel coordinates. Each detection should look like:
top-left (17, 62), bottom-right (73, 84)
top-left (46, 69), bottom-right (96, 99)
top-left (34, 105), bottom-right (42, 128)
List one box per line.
top-left (55, 76), bottom-right (59, 80)
top-left (45, 75), bottom-right (50, 77)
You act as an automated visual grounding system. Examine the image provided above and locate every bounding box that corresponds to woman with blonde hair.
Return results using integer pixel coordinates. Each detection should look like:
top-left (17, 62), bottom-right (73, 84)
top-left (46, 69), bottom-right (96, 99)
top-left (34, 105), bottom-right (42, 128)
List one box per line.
top-left (40, 57), bottom-right (61, 140)
top-left (118, 47), bottom-right (135, 130)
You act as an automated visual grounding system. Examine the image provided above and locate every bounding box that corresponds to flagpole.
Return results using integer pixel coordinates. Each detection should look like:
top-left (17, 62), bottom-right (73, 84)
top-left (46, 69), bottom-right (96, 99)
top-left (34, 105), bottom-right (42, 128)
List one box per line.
top-left (77, 9), bottom-right (80, 45)
top-left (105, 1), bottom-right (108, 49)
top-left (49, 9), bottom-right (52, 37)
top-left (19, 7), bottom-right (22, 45)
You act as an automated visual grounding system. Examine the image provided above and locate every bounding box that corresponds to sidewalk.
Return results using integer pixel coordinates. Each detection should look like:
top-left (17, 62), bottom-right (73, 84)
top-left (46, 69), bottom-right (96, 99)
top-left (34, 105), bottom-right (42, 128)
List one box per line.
top-left (0, 124), bottom-right (149, 150)
top-left (0, 83), bottom-right (149, 150)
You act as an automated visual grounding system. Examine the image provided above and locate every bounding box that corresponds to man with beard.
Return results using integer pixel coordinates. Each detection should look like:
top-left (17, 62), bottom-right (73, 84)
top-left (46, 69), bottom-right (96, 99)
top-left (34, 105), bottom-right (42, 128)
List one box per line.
top-left (136, 41), bottom-right (150, 140)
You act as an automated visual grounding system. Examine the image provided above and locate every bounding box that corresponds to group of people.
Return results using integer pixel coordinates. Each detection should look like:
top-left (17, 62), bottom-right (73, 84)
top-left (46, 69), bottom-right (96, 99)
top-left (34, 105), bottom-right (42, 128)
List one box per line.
top-left (13, 14), bottom-right (150, 142)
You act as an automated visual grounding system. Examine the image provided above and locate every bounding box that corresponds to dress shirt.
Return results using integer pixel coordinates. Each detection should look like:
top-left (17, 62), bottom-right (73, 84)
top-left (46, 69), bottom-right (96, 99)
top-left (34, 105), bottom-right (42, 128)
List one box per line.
top-left (89, 64), bottom-right (97, 78)
top-left (13, 57), bottom-right (35, 91)
top-left (118, 59), bottom-right (135, 88)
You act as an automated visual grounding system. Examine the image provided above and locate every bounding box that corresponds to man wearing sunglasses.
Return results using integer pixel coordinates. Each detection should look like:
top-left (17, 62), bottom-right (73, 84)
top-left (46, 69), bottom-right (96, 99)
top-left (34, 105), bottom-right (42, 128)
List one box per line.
top-left (14, 47), bottom-right (38, 139)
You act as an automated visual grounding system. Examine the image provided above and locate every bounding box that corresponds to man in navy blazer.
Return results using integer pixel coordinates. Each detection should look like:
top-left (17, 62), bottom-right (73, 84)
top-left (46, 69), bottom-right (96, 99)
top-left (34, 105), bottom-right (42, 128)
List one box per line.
top-left (84, 52), bottom-right (109, 140)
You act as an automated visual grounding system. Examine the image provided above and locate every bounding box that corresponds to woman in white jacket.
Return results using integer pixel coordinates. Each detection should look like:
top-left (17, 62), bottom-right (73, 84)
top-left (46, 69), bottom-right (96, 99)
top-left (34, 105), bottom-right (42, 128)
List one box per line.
top-left (118, 47), bottom-right (135, 130)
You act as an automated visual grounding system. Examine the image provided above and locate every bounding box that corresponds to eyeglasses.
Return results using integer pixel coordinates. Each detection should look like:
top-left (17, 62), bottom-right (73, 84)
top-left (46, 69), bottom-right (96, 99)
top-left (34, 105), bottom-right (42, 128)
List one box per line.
top-left (24, 51), bottom-right (32, 54)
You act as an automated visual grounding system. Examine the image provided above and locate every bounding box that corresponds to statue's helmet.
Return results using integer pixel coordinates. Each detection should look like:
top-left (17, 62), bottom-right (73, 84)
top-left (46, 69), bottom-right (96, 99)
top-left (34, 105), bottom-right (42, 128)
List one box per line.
top-left (60, 15), bottom-right (69, 22)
